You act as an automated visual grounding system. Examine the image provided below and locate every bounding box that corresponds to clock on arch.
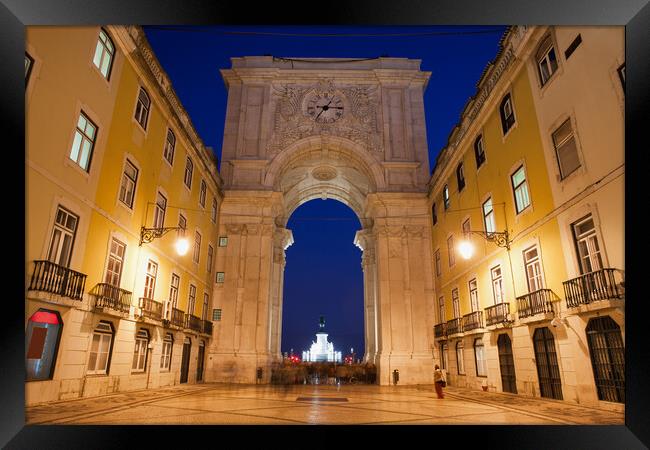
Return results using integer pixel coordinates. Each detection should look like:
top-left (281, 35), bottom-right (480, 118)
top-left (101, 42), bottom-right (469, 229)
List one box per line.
top-left (305, 91), bottom-right (345, 123)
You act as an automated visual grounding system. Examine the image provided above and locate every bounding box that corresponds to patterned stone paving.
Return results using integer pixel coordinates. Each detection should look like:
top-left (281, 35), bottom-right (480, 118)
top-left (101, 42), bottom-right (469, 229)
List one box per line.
top-left (25, 383), bottom-right (625, 425)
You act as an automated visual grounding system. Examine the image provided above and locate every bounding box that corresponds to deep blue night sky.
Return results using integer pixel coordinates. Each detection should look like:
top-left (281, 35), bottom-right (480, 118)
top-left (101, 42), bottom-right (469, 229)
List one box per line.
top-left (143, 25), bottom-right (507, 358)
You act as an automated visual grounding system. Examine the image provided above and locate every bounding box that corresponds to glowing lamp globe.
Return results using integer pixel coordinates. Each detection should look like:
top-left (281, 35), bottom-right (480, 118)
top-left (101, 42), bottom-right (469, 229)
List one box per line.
top-left (458, 240), bottom-right (474, 260)
top-left (175, 237), bottom-right (190, 256)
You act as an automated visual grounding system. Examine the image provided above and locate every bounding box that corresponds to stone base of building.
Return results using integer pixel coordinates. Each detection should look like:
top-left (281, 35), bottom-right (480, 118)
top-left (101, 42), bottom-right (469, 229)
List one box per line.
top-left (205, 351), bottom-right (278, 384)
top-left (376, 352), bottom-right (435, 385)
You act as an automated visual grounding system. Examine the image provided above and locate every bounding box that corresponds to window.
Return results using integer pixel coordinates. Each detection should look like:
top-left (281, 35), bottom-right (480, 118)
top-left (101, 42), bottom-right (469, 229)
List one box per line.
top-left (87, 321), bottom-right (114, 375)
top-left (25, 52), bottom-right (34, 83)
top-left (511, 166), bottom-right (531, 214)
top-left (193, 231), bottom-right (201, 264)
top-left (178, 213), bottom-right (187, 231)
top-left (153, 191), bottom-right (167, 228)
top-left (218, 237), bottom-right (228, 247)
top-left (456, 341), bottom-right (465, 375)
top-left (104, 237), bottom-right (126, 287)
top-left (447, 235), bottom-right (455, 267)
top-left (438, 296), bottom-right (445, 323)
top-left (469, 278), bottom-right (479, 312)
top-left (132, 329), bottom-right (149, 372)
top-left (143, 260), bottom-right (157, 299)
top-left (92, 28), bottom-right (115, 79)
top-left (524, 246), bottom-right (544, 292)
top-left (184, 157), bottom-right (193, 189)
top-left (499, 94), bottom-right (516, 134)
top-left (199, 180), bottom-right (207, 208)
top-left (443, 185), bottom-right (450, 210)
top-left (434, 249), bottom-right (441, 277)
top-left (474, 338), bottom-right (487, 377)
top-left (617, 63), bottom-right (625, 91)
top-left (535, 35), bottom-right (558, 86)
top-left (26, 309), bottom-right (63, 381)
top-left (564, 34), bottom-right (582, 60)
top-left (483, 197), bottom-right (496, 234)
top-left (169, 273), bottom-right (180, 309)
top-left (474, 135), bottom-right (486, 168)
top-left (211, 198), bottom-right (218, 223)
top-left (572, 215), bottom-right (603, 274)
top-left (69, 111), bottom-right (97, 171)
top-left (462, 218), bottom-right (471, 235)
top-left (188, 285), bottom-right (196, 315)
top-left (207, 245), bottom-right (214, 273)
top-left (216, 272), bottom-right (225, 283)
top-left (441, 343), bottom-right (449, 371)
top-left (160, 333), bottom-right (173, 371)
top-left (456, 163), bottom-right (465, 192)
top-left (163, 129), bottom-right (175, 165)
top-left (491, 265), bottom-right (504, 305)
top-left (134, 87), bottom-right (150, 130)
top-left (118, 159), bottom-right (138, 208)
top-left (202, 293), bottom-right (209, 321)
top-left (213, 309), bottom-right (222, 321)
top-left (47, 206), bottom-right (79, 268)
top-left (431, 202), bottom-right (437, 226)
top-left (552, 119), bottom-right (581, 179)
top-left (452, 288), bottom-right (460, 319)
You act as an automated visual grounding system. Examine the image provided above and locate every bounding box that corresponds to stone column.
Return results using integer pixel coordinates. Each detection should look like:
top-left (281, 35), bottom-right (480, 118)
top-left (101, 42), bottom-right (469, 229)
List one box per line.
top-left (354, 228), bottom-right (379, 364)
top-left (269, 227), bottom-right (293, 360)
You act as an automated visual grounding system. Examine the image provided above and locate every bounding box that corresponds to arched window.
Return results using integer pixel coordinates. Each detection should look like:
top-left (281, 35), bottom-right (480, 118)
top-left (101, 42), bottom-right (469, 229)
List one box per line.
top-left (586, 316), bottom-right (625, 403)
top-left (456, 341), bottom-right (465, 375)
top-left (474, 135), bottom-right (486, 168)
top-left (474, 338), bottom-right (487, 377)
top-left (499, 93), bottom-right (516, 134)
top-left (92, 28), bottom-right (115, 79)
top-left (26, 309), bottom-right (63, 381)
top-left (535, 35), bottom-right (558, 86)
top-left (132, 328), bottom-right (150, 372)
top-left (184, 157), bottom-right (194, 189)
top-left (87, 321), bottom-right (114, 375)
top-left (134, 87), bottom-right (151, 130)
top-left (163, 129), bottom-right (176, 165)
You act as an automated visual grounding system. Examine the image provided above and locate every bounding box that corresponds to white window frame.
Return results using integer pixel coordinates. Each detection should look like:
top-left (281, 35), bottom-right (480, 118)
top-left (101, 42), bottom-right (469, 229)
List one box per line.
top-left (47, 206), bottom-right (78, 268)
top-left (447, 235), bottom-right (455, 267)
top-left (169, 273), bottom-right (180, 310)
top-left (456, 163), bottom-right (465, 192)
top-left (523, 245), bottom-right (545, 293)
top-left (572, 215), bottom-right (604, 275)
top-left (160, 334), bottom-right (173, 371)
top-left (483, 197), bottom-right (496, 235)
top-left (474, 134), bottom-right (486, 168)
top-left (207, 244), bottom-right (214, 273)
top-left (438, 296), bottom-right (445, 323)
top-left (132, 329), bottom-right (149, 373)
top-left (163, 128), bottom-right (176, 165)
top-left (491, 265), bottom-right (504, 305)
top-left (92, 28), bottom-right (115, 80)
top-left (193, 230), bottom-right (201, 264)
top-left (184, 157), bottom-right (193, 189)
top-left (143, 259), bottom-right (158, 300)
top-left (211, 198), bottom-right (218, 223)
top-left (474, 338), bottom-right (488, 377)
top-left (202, 293), bottom-right (209, 321)
top-left (500, 93), bottom-right (516, 135)
top-left (469, 278), bottom-right (479, 312)
top-left (199, 180), bottom-right (207, 208)
top-left (456, 341), bottom-right (465, 375)
top-left (87, 322), bottom-right (113, 375)
top-left (178, 213), bottom-right (187, 231)
top-left (511, 165), bottom-right (531, 214)
top-left (104, 237), bottom-right (126, 287)
top-left (69, 111), bottom-right (97, 172)
top-left (188, 284), bottom-right (196, 315)
top-left (153, 191), bottom-right (167, 229)
top-left (134, 87), bottom-right (150, 130)
top-left (452, 288), bottom-right (460, 319)
top-left (535, 35), bottom-right (558, 87)
top-left (434, 249), bottom-right (441, 277)
top-left (118, 159), bottom-right (138, 209)
top-left (443, 184), bottom-right (450, 210)
top-left (216, 272), bottom-right (225, 283)
top-left (552, 118), bottom-right (581, 180)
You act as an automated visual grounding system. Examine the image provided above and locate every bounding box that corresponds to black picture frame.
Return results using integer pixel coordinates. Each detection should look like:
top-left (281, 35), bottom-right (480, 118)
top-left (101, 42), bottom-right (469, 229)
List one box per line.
top-left (5, 0), bottom-right (648, 447)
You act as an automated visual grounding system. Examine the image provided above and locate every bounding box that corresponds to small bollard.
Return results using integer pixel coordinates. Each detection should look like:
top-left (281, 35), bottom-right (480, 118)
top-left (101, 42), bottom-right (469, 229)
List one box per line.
top-left (256, 367), bottom-right (263, 384)
top-left (392, 369), bottom-right (399, 386)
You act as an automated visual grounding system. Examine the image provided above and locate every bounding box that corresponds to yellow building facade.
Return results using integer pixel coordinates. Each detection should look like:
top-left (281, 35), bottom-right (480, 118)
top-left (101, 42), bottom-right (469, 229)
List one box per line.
top-left (25, 26), bottom-right (222, 405)
top-left (430, 26), bottom-right (624, 409)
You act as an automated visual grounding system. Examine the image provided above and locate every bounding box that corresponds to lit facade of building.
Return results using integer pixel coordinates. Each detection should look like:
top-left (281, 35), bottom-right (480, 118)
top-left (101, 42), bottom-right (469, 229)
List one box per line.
top-left (430, 26), bottom-right (624, 408)
top-left (302, 317), bottom-right (342, 363)
top-left (25, 26), bottom-right (222, 405)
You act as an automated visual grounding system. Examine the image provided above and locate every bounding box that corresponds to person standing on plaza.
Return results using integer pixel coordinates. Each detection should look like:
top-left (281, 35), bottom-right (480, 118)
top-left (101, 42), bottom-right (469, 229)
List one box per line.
top-left (434, 364), bottom-right (445, 399)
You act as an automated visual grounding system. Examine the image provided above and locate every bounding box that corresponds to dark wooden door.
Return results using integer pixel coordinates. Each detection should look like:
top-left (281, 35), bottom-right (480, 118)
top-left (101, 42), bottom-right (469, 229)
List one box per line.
top-left (586, 316), bottom-right (625, 403)
top-left (533, 327), bottom-right (563, 400)
top-left (180, 338), bottom-right (191, 384)
top-left (497, 334), bottom-right (517, 394)
top-left (196, 342), bottom-right (205, 382)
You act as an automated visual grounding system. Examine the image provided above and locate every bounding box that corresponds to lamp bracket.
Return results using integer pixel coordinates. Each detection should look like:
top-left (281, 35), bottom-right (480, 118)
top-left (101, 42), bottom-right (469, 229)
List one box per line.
top-left (465, 230), bottom-right (511, 251)
top-left (139, 226), bottom-right (185, 246)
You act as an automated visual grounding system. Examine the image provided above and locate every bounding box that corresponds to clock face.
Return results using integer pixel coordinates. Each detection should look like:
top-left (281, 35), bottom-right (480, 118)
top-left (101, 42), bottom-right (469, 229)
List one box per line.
top-left (306, 92), bottom-right (344, 123)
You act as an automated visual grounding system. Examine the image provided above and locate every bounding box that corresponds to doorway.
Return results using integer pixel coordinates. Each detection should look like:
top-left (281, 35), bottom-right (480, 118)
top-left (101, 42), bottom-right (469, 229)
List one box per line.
top-left (533, 327), bottom-right (563, 400)
top-left (497, 333), bottom-right (517, 394)
top-left (196, 340), bottom-right (205, 382)
top-left (180, 337), bottom-right (191, 384)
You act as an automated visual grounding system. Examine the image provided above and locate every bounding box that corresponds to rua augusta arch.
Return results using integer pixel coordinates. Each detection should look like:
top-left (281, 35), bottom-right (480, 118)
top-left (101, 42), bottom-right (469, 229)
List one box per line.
top-left (207, 56), bottom-right (437, 385)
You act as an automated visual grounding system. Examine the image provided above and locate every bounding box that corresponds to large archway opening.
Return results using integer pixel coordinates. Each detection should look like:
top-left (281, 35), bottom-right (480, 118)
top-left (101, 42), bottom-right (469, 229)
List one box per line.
top-left (281, 199), bottom-right (364, 364)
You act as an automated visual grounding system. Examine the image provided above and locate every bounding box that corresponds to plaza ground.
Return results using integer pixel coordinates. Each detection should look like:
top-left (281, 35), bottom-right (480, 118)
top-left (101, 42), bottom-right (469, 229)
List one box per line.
top-left (25, 383), bottom-right (624, 425)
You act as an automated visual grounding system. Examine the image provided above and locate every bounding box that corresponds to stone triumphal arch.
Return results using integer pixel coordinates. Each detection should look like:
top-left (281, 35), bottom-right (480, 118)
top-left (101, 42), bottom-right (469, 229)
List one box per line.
top-left (206, 57), bottom-right (437, 385)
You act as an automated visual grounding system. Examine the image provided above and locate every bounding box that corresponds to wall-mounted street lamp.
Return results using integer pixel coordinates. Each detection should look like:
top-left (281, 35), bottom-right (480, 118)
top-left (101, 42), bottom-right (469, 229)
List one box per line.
top-left (458, 230), bottom-right (511, 260)
top-left (139, 225), bottom-right (190, 255)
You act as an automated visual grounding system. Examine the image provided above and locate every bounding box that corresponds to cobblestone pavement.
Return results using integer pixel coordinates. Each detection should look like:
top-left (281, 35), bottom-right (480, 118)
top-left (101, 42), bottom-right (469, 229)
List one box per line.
top-left (25, 383), bottom-right (625, 425)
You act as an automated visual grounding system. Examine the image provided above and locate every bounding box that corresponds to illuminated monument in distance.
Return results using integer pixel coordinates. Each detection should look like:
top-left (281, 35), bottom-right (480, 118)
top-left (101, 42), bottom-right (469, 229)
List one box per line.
top-left (302, 316), bottom-right (342, 363)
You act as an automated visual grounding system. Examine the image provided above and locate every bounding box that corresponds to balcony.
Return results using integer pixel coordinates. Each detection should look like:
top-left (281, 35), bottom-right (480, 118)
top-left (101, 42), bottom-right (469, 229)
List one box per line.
top-left (434, 323), bottom-right (447, 339)
top-left (202, 320), bottom-right (213, 335)
top-left (446, 317), bottom-right (463, 335)
top-left (171, 307), bottom-right (185, 328)
top-left (185, 314), bottom-right (202, 333)
top-left (517, 289), bottom-right (558, 319)
top-left (28, 260), bottom-right (87, 301)
top-left (485, 302), bottom-right (510, 326)
top-left (139, 297), bottom-right (163, 321)
top-left (462, 310), bottom-right (484, 332)
top-left (563, 268), bottom-right (624, 308)
top-left (90, 283), bottom-right (132, 314)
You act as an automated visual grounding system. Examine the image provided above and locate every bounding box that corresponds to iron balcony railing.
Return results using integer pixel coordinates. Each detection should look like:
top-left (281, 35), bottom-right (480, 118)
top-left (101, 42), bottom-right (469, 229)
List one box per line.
top-left (28, 260), bottom-right (87, 300)
top-left (202, 320), bottom-right (213, 335)
top-left (185, 314), bottom-right (202, 332)
top-left (563, 268), bottom-right (625, 308)
top-left (485, 302), bottom-right (510, 326)
top-left (517, 289), bottom-right (557, 319)
top-left (446, 317), bottom-right (463, 335)
top-left (462, 310), bottom-right (484, 332)
top-left (139, 297), bottom-right (163, 321)
top-left (90, 283), bottom-right (132, 313)
top-left (434, 323), bottom-right (447, 339)
top-left (171, 307), bottom-right (185, 327)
